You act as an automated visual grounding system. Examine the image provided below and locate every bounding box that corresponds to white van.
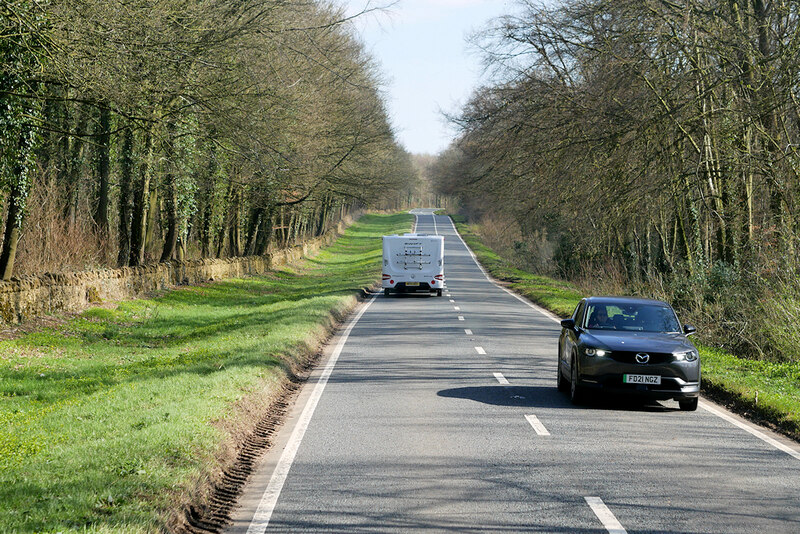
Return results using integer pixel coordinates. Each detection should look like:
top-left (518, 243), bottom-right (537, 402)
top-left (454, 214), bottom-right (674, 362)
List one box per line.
top-left (382, 234), bottom-right (444, 297)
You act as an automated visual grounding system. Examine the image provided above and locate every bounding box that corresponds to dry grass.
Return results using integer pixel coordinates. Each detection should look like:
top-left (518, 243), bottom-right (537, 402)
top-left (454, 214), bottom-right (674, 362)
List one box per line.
top-left (13, 180), bottom-right (114, 276)
top-left (476, 213), bottom-right (557, 274)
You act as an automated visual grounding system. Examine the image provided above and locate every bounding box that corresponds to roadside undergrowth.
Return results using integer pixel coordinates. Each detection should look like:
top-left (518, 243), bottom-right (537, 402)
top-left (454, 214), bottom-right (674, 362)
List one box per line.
top-left (0, 212), bottom-right (413, 533)
top-left (451, 215), bottom-right (800, 443)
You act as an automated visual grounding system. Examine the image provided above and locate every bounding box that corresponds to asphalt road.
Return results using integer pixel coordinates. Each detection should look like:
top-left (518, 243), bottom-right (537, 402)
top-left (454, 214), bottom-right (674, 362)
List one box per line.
top-left (226, 208), bottom-right (800, 533)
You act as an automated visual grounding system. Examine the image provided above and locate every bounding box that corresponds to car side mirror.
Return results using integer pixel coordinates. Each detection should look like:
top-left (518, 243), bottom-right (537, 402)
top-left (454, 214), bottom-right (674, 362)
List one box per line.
top-left (561, 318), bottom-right (576, 330)
top-left (683, 324), bottom-right (697, 335)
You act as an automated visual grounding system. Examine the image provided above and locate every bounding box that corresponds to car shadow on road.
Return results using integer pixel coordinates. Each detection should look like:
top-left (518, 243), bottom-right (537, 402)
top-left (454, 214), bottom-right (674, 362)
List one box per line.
top-left (383, 292), bottom-right (439, 298)
top-left (437, 385), bottom-right (677, 412)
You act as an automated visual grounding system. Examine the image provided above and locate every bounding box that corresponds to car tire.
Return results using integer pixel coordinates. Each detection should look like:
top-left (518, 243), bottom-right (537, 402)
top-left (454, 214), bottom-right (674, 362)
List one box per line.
top-left (437, 289), bottom-right (443, 297)
top-left (556, 353), bottom-right (568, 393)
top-left (570, 354), bottom-right (585, 404)
top-left (679, 397), bottom-right (698, 411)
top-left (384, 288), bottom-right (390, 297)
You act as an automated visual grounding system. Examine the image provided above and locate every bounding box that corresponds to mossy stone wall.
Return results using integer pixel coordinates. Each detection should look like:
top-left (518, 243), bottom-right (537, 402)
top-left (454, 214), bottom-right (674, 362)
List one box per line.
top-left (0, 220), bottom-right (348, 324)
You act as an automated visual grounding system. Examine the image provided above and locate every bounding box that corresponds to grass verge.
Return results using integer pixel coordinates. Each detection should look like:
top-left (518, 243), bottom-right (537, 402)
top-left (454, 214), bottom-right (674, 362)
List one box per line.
top-left (452, 215), bottom-right (800, 442)
top-left (0, 212), bottom-right (413, 533)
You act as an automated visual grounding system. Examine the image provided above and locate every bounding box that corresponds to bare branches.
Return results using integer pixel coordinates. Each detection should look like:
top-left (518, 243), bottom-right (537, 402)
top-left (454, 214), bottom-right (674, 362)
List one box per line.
top-left (0, 0), bottom-right (413, 277)
top-left (435, 0), bottom-right (800, 281)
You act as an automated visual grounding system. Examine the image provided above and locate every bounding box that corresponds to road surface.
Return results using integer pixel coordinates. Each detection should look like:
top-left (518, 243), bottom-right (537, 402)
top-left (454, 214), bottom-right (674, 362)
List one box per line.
top-left (226, 208), bottom-right (800, 533)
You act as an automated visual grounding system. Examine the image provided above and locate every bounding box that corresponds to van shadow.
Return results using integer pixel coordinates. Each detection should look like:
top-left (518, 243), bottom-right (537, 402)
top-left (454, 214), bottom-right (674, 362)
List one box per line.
top-left (385, 292), bottom-right (438, 298)
top-left (437, 385), bottom-right (676, 412)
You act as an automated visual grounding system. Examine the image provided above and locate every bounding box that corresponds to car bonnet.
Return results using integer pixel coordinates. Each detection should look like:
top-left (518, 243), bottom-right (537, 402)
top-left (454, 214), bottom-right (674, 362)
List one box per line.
top-left (585, 331), bottom-right (695, 354)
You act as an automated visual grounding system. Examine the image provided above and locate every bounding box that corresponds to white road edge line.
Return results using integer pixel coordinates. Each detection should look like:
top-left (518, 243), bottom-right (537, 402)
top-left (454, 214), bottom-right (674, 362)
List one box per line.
top-left (464, 329), bottom-right (473, 335)
top-left (585, 496), bottom-right (627, 534)
top-left (494, 372), bottom-right (510, 385)
top-left (475, 346), bottom-right (486, 355)
top-left (432, 212), bottom-right (438, 235)
top-left (446, 213), bottom-right (800, 455)
top-left (446, 217), bottom-right (561, 324)
top-left (524, 414), bottom-right (550, 436)
top-left (701, 401), bottom-right (800, 460)
top-left (245, 295), bottom-right (378, 533)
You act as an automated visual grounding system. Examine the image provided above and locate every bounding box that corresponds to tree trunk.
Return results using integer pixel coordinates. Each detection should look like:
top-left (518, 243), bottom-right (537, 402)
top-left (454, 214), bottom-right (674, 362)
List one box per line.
top-left (129, 128), bottom-right (154, 266)
top-left (255, 207), bottom-right (275, 255)
top-left (160, 123), bottom-right (178, 262)
top-left (66, 105), bottom-right (89, 229)
top-left (199, 144), bottom-right (217, 258)
top-left (316, 195), bottom-right (330, 236)
top-left (117, 126), bottom-right (134, 266)
top-left (55, 93), bottom-right (69, 198)
top-left (145, 186), bottom-right (159, 260)
top-left (216, 178), bottom-right (234, 258)
top-left (244, 207), bottom-right (263, 256)
top-left (0, 134), bottom-right (36, 280)
top-left (0, 193), bottom-right (24, 280)
top-left (93, 105), bottom-right (111, 236)
top-left (229, 188), bottom-right (242, 257)
top-left (201, 198), bottom-right (213, 258)
top-left (287, 210), bottom-right (297, 246)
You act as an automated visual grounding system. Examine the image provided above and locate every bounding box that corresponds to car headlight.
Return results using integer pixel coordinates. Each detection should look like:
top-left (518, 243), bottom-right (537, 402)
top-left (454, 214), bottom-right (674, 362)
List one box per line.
top-left (585, 348), bottom-right (609, 357)
top-left (675, 350), bottom-right (699, 362)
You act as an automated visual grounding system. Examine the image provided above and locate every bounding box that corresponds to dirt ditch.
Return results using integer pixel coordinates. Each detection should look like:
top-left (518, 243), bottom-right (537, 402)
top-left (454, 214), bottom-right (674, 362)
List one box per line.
top-left (171, 289), bottom-right (373, 533)
top-left (170, 361), bottom-right (309, 534)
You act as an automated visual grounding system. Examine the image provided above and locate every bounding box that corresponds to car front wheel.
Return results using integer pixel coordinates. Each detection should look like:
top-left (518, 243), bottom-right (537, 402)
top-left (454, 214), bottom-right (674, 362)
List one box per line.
top-left (556, 353), bottom-right (568, 392)
top-left (570, 354), bottom-right (585, 404)
top-left (679, 397), bottom-right (698, 411)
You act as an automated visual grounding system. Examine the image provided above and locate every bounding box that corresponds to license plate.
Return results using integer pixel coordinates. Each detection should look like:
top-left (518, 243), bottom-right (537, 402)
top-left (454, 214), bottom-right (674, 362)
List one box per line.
top-left (406, 282), bottom-right (420, 287)
top-left (624, 374), bottom-right (661, 385)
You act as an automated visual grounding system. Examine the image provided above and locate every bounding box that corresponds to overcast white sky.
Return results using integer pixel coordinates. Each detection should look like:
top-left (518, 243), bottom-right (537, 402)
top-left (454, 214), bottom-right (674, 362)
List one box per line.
top-left (342, 0), bottom-right (517, 155)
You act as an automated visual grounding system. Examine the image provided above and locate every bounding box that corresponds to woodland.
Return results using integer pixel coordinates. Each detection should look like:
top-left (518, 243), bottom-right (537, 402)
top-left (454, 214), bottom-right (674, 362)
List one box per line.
top-left (433, 0), bottom-right (800, 361)
top-left (0, 0), bottom-right (417, 280)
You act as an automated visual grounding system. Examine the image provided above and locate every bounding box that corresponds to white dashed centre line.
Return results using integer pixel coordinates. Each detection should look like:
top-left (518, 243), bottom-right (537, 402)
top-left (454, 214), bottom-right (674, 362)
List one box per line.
top-left (525, 414), bottom-right (550, 436)
top-left (449, 299), bottom-right (455, 303)
top-left (464, 329), bottom-right (473, 335)
top-left (493, 372), bottom-right (509, 385)
top-left (458, 316), bottom-right (465, 321)
top-left (475, 346), bottom-right (486, 355)
top-left (585, 497), bottom-right (627, 533)
top-left (454, 306), bottom-right (460, 311)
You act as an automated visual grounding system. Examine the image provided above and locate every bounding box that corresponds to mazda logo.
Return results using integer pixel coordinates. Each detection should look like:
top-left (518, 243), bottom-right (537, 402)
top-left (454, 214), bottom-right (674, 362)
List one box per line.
top-left (635, 353), bottom-right (650, 364)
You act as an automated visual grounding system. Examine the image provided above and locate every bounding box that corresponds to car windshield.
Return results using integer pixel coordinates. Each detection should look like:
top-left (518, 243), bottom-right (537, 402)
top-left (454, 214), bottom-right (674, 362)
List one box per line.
top-left (585, 303), bottom-right (681, 333)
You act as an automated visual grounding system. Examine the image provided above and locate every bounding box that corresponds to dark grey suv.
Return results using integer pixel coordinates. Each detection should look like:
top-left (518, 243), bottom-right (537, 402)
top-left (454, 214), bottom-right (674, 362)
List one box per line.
top-left (557, 296), bottom-right (700, 411)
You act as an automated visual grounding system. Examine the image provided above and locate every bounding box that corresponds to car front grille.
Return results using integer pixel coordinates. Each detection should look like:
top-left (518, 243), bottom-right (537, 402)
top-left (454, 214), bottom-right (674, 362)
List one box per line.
top-left (608, 351), bottom-right (674, 364)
